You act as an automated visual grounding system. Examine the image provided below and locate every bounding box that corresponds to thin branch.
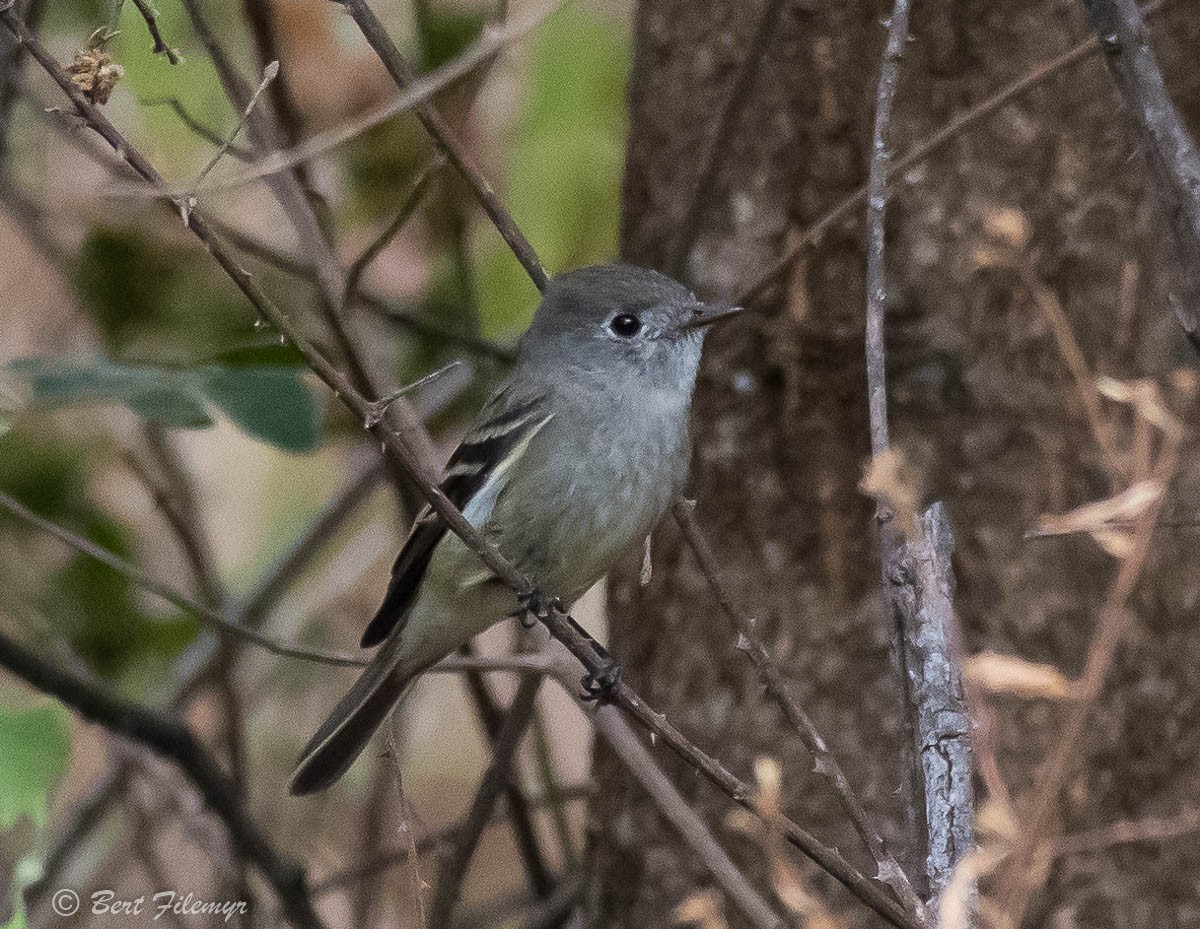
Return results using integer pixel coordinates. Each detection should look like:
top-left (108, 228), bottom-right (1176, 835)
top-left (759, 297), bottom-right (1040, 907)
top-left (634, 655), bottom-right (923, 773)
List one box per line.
top-left (0, 21), bottom-right (913, 925)
top-left (0, 629), bottom-right (325, 929)
top-left (428, 676), bottom-right (543, 929)
top-left (0, 489), bottom-right (366, 668)
top-left (1082, 0), bottom-right (1200, 350)
top-left (128, 0), bottom-right (179, 64)
top-left (456, 642), bottom-right (555, 898)
top-left (0, 0), bottom-right (47, 171)
top-left (565, 665), bottom-right (785, 929)
top-left (191, 59), bottom-right (278, 194)
top-left (673, 500), bottom-right (928, 920)
top-left (864, 0), bottom-right (970, 916)
top-left (309, 784), bottom-right (593, 896)
top-left (668, 0), bottom-right (787, 276)
top-left (995, 431), bottom-right (1182, 927)
top-left (105, 7), bottom-right (560, 204)
top-left (343, 155), bottom-right (445, 313)
top-left (340, 0), bottom-right (550, 291)
top-left (24, 457), bottom-right (387, 904)
top-left (209, 216), bottom-right (516, 362)
top-left (735, 0), bottom-right (1173, 308)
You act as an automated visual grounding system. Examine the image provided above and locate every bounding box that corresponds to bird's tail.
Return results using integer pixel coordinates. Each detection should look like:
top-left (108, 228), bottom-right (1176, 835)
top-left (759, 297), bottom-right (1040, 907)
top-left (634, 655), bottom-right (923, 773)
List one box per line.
top-left (288, 634), bottom-right (421, 795)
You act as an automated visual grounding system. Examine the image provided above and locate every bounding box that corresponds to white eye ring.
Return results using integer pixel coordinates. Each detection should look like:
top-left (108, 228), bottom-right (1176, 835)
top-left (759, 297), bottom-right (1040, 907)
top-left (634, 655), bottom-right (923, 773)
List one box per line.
top-left (609, 314), bottom-right (642, 338)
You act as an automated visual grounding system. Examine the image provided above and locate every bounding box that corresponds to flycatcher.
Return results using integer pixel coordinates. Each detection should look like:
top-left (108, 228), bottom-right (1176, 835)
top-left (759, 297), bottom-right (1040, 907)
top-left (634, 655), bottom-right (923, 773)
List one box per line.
top-left (289, 263), bottom-right (740, 795)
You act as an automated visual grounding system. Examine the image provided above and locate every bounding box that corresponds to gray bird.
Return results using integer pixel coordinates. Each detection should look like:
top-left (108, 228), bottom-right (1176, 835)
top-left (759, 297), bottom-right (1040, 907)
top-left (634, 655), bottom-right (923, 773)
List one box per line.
top-left (289, 263), bottom-right (740, 795)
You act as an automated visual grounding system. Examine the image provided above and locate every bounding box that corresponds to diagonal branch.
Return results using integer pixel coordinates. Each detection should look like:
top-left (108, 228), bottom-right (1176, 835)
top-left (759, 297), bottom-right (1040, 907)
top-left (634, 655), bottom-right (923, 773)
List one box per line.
top-left (736, 0), bottom-right (1174, 309)
top-left (340, 0), bottom-right (549, 291)
top-left (1080, 0), bottom-right (1200, 351)
top-left (673, 501), bottom-right (929, 920)
top-left (0, 16), bottom-right (914, 925)
top-left (428, 676), bottom-right (543, 928)
top-left (0, 489), bottom-right (366, 668)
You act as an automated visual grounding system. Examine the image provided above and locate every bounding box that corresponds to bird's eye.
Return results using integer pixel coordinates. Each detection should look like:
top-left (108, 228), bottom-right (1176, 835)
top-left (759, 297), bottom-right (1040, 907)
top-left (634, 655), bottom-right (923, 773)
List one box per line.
top-left (609, 314), bottom-right (642, 338)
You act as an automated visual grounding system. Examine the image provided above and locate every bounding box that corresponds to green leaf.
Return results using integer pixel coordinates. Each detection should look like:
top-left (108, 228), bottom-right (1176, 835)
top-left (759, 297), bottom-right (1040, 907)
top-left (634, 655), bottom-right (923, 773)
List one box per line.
top-left (10, 358), bottom-right (212, 428)
top-left (201, 366), bottom-right (321, 453)
top-left (0, 705), bottom-right (70, 831)
top-left (9, 358), bottom-right (322, 452)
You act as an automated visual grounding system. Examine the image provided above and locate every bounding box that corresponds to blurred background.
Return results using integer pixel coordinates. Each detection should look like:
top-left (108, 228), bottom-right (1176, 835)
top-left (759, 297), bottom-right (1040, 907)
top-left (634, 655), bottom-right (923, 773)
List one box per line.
top-left (7, 0), bottom-right (1200, 928)
top-left (1, 0), bottom-right (624, 925)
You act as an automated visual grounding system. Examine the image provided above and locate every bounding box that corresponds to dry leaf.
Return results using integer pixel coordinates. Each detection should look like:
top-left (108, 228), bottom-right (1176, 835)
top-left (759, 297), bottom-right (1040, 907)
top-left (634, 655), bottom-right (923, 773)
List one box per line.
top-left (772, 858), bottom-right (844, 929)
top-left (673, 889), bottom-right (728, 929)
top-left (975, 798), bottom-right (1019, 843)
top-left (965, 652), bottom-right (1074, 701)
top-left (938, 846), bottom-right (1007, 929)
top-left (1028, 480), bottom-right (1163, 548)
top-left (859, 447), bottom-right (921, 538)
top-left (67, 48), bottom-right (124, 105)
top-left (984, 206), bottom-right (1032, 250)
top-left (1096, 377), bottom-right (1182, 437)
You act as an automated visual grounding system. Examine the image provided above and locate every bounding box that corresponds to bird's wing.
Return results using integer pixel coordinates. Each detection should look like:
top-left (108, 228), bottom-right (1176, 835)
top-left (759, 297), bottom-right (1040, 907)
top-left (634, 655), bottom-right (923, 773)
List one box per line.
top-left (359, 385), bottom-right (553, 647)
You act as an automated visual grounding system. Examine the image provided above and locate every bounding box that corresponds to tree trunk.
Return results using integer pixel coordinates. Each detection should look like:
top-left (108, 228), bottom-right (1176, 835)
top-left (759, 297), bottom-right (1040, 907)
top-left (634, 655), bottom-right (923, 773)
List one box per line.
top-left (587, 0), bottom-right (1200, 927)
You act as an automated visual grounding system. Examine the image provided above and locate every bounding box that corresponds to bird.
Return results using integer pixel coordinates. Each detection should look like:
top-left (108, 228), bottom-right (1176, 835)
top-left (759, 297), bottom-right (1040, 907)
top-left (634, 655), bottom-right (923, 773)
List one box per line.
top-left (288, 263), bottom-right (741, 795)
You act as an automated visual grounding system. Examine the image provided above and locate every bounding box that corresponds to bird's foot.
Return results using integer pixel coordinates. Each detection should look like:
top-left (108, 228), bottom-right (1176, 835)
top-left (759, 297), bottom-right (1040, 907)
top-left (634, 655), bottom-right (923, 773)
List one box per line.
top-left (580, 663), bottom-right (622, 703)
top-left (510, 590), bottom-right (563, 629)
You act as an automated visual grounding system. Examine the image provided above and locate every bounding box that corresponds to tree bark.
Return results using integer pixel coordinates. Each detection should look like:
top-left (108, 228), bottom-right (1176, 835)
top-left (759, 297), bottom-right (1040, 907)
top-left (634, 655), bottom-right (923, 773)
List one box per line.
top-left (588, 0), bottom-right (1200, 927)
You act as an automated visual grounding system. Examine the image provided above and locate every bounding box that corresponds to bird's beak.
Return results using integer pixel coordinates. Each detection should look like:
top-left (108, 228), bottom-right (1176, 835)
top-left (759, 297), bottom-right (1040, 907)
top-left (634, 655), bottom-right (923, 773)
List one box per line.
top-left (679, 302), bottom-right (744, 331)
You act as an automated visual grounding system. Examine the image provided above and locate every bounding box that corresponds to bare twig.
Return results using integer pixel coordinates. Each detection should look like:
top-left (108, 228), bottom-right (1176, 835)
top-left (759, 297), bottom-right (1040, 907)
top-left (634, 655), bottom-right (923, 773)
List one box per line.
top-left (191, 59), bottom-right (278, 194)
top-left (456, 643), bottom-right (555, 898)
top-left (127, 0), bottom-right (179, 64)
top-left (210, 216), bottom-right (516, 362)
top-left (864, 0), bottom-right (970, 916)
top-left (565, 665), bottom-right (785, 929)
top-left (24, 457), bottom-right (386, 905)
top-left (108, 7), bottom-right (559, 204)
top-left (340, 0), bottom-right (550, 291)
top-left (343, 156), bottom-right (445, 313)
top-left (0, 629), bottom-right (325, 929)
top-left (0, 0), bottom-right (47, 171)
top-left (428, 677), bottom-right (543, 929)
top-left (994, 429), bottom-right (1182, 927)
top-left (673, 501), bottom-right (928, 919)
top-left (0, 19), bottom-right (913, 924)
top-left (1082, 0), bottom-right (1200, 350)
top-left (0, 489), bottom-right (366, 668)
top-left (736, 0), bottom-right (1173, 308)
top-left (310, 784), bottom-right (592, 896)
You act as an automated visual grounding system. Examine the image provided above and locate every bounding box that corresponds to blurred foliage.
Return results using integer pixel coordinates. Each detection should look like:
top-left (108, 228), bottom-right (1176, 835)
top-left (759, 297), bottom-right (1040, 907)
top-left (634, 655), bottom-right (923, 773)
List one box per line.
top-left (77, 229), bottom-right (248, 360)
top-left (0, 431), bottom-right (199, 687)
top-left (0, 705), bottom-right (69, 929)
top-left (0, 705), bottom-right (70, 832)
top-left (473, 6), bottom-right (629, 340)
top-left (8, 357), bottom-right (322, 452)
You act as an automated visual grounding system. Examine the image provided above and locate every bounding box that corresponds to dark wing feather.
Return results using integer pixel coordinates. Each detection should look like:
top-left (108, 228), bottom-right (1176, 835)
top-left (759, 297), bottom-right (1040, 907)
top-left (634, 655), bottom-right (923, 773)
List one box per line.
top-left (359, 388), bottom-right (550, 647)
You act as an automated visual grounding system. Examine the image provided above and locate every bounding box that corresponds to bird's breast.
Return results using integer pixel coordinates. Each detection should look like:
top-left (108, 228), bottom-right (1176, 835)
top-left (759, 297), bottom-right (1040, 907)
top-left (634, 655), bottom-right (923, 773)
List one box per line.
top-left (487, 384), bottom-right (691, 601)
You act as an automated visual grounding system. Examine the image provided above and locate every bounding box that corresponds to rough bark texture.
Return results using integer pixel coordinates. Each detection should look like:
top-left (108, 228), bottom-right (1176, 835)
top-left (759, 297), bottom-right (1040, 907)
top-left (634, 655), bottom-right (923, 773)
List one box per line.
top-left (587, 0), bottom-right (1200, 927)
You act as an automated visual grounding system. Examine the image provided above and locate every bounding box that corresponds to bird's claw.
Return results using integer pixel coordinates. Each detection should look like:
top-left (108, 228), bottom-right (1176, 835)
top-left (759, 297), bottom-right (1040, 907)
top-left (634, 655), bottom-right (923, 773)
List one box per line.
top-left (510, 590), bottom-right (563, 629)
top-left (580, 663), bottom-right (622, 703)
